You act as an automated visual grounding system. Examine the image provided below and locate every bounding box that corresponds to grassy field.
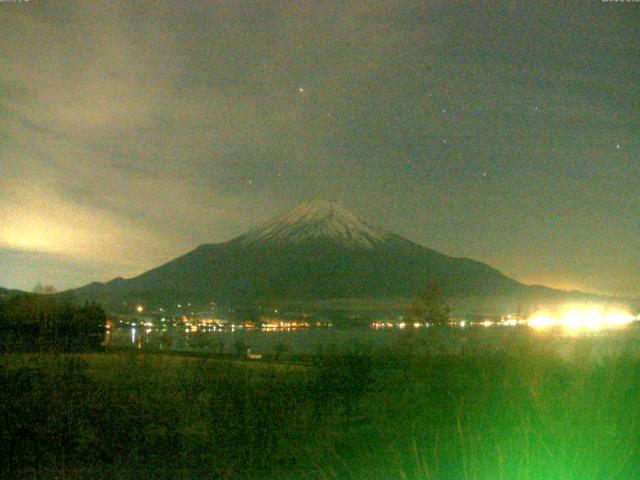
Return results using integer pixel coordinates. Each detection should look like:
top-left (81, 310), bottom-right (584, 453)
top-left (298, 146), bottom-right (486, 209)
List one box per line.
top-left (2, 340), bottom-right (640, 479)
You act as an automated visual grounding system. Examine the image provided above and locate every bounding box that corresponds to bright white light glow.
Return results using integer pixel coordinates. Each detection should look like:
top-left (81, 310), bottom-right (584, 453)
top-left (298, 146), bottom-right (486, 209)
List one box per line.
top-left (527, 304), bottom-right (635, 331)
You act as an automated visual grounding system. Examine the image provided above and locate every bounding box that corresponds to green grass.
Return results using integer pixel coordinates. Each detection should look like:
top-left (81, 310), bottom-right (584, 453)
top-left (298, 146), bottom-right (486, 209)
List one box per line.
top-left (2, 343), bottom-right (640, 479)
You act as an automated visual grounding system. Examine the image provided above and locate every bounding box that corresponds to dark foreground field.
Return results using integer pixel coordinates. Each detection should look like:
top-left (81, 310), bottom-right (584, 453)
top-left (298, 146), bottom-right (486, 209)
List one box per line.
top-left (2, 337), bottom-right (640, 479)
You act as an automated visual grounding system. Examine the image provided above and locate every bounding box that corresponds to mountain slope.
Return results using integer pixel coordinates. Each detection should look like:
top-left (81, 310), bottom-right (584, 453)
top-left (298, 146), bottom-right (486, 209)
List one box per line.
top-left (70, 199), bottom-right (529, 309)
top-left (0, 287), bottom-right (25, 300)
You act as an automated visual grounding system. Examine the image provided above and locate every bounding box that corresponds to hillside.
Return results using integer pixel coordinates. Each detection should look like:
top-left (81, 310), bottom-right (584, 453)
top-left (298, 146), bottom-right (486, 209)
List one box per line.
top-left (68, 200), bottom-right (626, 313)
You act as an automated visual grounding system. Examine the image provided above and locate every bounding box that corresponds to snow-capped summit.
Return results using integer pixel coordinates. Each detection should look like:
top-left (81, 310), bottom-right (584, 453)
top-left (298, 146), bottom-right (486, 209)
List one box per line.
top-left (70, 198), bottom-right (532, 308)
top-left (236, 199), bottom-right (392, 249)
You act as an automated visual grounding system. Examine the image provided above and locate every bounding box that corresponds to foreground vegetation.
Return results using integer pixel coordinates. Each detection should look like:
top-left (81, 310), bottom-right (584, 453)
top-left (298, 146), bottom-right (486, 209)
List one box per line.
top-left (0, 294), bottom-right (105, 352)
top-left (2, 339), bottom-right (640, 479)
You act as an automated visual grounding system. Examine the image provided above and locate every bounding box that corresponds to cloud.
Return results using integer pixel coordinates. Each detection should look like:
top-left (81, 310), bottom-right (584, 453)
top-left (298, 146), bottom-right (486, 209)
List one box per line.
top-left (0, 1), bottom-right (637, 296)
top-left (0, 182), bottom-right (169, 264)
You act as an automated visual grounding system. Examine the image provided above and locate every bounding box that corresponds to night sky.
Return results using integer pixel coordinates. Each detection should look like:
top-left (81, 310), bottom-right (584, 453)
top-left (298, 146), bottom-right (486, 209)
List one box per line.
top-left (1, 1), bottom-right (638, 297)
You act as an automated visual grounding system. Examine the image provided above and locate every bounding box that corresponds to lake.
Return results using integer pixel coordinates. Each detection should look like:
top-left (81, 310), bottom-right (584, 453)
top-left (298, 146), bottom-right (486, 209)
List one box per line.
top-left (105, 321), bottom-right (640, 361)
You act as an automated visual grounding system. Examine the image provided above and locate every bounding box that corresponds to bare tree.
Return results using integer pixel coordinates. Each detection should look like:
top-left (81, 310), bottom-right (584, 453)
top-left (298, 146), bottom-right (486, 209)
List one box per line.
top-left (33, 283), bottom-right (57, 294)
top-left (407, 283), bottom-right (450, 326)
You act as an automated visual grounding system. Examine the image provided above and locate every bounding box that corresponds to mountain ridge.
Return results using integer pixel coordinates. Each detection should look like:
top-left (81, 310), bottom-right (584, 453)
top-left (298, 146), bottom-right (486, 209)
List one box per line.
top-left (66, 200), bottom-right (633, 313)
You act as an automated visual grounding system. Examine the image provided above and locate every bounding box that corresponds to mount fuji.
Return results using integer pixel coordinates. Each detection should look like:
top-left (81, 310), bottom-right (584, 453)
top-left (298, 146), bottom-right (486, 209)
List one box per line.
top-left (69, 199), bottom-right (581, 311)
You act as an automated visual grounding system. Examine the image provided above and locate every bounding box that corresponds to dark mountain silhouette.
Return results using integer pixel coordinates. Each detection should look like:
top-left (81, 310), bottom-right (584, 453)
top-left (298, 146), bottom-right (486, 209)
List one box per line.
top-left (67, 200), bottom-right (622, 311)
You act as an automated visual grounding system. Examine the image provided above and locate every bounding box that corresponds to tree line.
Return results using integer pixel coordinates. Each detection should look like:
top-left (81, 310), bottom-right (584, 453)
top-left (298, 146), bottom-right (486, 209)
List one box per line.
top-left (0, 293), bottom-right (106, 352)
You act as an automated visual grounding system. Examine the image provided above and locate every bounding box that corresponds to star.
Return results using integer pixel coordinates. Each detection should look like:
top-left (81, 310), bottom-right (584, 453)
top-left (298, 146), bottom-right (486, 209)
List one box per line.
top-left (616, 144), bottom-right (621, 150)
top-left (298, 87), bottom-right (304, 93)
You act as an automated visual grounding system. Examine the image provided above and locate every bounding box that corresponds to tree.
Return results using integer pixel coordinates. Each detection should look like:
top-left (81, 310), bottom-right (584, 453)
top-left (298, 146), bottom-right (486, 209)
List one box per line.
top-left (407, 283), bottom-right (450, 326)
top-left (33, 283), bottom-right (57, 294)
top-left (0, 295), bottom-right (105, 352)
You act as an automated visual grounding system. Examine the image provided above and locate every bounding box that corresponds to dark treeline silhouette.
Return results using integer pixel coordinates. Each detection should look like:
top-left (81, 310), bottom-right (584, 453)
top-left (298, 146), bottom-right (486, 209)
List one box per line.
top-left (407, 282), bottom-right (451, 325)
top-left (0, 294), bottom-right (106, 352)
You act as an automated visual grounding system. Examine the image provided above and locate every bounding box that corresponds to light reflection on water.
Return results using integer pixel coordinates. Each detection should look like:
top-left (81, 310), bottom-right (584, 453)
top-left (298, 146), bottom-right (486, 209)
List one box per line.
top-left (105, 322), bottom-right (640, 360)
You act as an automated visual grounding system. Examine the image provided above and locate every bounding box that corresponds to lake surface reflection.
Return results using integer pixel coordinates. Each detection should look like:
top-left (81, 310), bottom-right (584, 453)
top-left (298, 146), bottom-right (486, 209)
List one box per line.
top-left (105, 322), bottom-right (640, 361)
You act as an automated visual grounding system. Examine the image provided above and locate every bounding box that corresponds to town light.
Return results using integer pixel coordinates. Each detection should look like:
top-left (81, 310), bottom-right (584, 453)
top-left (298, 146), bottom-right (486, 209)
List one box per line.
top-left (527, 304), bottom-right (635, 331)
